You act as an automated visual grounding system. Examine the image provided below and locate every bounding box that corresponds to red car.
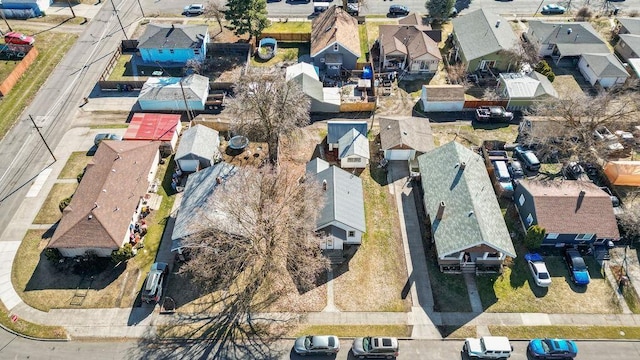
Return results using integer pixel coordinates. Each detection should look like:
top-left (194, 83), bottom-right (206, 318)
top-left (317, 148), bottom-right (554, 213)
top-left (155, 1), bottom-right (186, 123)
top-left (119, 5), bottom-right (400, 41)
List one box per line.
top-left (4, 32), bottom-right (35, 45)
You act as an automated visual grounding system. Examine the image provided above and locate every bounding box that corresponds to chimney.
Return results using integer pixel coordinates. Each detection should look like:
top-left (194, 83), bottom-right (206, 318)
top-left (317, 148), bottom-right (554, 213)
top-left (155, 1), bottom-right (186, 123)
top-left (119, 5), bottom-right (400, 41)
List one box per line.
top-left (579, 189), bottom-right (586, 197)
top-left (460, 162), bottom-right (466, 171)
top-left (495, 20), bottom-right (501, 28)
top-left (567, 28), bottom-right (572, 35)
top-left (216, 176), bottom-right (222, 185)
top-left (323, 179), bottom-right (328, 191)
top-left (171, 24), bottom-right (175, 29)
top-left (436, 201), bottom-right (445, 220)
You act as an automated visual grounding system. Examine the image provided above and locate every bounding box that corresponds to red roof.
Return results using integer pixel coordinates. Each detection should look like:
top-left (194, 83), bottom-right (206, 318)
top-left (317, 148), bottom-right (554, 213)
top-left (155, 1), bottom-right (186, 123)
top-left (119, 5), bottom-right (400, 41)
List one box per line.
top-left (124, 113), bottom-right (181, 141)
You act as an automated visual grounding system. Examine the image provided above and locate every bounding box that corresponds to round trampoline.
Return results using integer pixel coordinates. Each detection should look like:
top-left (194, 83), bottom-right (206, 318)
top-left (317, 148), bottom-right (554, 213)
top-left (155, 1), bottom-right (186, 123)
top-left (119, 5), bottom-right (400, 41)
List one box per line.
top-left (228, 135), bottom-right (250, 150)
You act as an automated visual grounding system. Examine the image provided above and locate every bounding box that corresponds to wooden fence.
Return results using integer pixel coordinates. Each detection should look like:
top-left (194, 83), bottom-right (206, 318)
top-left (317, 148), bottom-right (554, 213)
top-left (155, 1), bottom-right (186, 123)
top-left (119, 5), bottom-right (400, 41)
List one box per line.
top-left (0, 47), bottom-right (38, 97)
top-left (463, 100), bottom-right (508, 109)
top-left (340, 98), bottom-right (376, 113)
top-left (258, 33), bottom-right (311, 42)
top-left (100, 46), bottom-right (122, 82)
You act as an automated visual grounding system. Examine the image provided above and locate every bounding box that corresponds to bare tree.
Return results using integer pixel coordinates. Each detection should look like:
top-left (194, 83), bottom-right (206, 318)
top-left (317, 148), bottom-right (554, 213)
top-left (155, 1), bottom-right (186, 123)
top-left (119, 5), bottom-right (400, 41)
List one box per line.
top-left (618, 201), bottom-right (640, 243)
top-left (139, 165), bottom-right (328, 359)
top-left (498, 38), bottom-right (541, 72)
top-left (204, 0), bottom-right (225, 36)
top-left (482, 87), bottom-right (501, 101)
top-left (226, 69), bottom-right (311, 163)
top-left (525, 88), bottom-right (640, 164)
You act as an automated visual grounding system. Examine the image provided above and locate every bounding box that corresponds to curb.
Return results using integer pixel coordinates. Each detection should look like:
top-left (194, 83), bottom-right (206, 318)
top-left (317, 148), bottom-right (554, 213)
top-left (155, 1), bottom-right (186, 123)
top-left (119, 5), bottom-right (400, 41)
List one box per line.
top-left (0, 322), bottom-right (71, 342)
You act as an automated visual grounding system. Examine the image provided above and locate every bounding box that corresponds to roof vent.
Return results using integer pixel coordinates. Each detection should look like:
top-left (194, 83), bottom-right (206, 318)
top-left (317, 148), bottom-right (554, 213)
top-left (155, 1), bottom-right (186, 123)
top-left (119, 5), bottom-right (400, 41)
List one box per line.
top-left (567, 28), bottom-right (572, 35)
top-left (323, 179), bottom-right (328, 191)
top-left (436, 201), bottom-right (445, 221)
top-left (460, 162), bottom-right (467, 170)
top-left (88, 215), bottom-right (93, 220)
top-left (102, 189), bottom-right (107, 192)
top-left (496, 20), bottom-right (501, 28)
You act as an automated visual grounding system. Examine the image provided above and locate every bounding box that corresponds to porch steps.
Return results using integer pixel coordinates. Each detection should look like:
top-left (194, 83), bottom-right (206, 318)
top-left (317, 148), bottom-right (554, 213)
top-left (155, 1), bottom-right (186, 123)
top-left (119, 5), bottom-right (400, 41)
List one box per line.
top-left (461, 263), bottom-right (476, 274)
top-left (323, 250), bottom-right (346, 265)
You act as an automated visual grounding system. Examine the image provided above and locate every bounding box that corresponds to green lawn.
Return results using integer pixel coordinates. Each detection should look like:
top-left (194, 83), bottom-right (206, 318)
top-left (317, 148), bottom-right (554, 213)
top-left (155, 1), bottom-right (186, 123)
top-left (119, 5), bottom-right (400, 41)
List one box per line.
top-left (426, 245), bottom-right (472, 312)
top-left (358, 24), bottom-right (369, 64)
top-left (490, 325), bottom-right (640, 339)
top-left (263, 21), bottom-right (311, 34)
top-left (0, 31), bottom-right (77, 139)
top-left (0, 60), bottom-right (20, 82)
top-left (251, 42), bottom-right (310, 67)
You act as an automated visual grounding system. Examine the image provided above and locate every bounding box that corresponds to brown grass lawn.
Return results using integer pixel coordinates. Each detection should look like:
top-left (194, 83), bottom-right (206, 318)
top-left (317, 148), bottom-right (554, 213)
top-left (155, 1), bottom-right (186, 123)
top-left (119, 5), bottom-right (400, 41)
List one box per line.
top-left (365, 19), bottom-right (398, 49)
top-left (14, 160), bottom-right (175, 310)
top-left (33, 183), bottom-right (78, 224)
top-left (490, 325), bottom-right (640, 339)
top-left (431, 124), bottom-right (520, 148)
top-left (0, 60), bottom-right (20, 82)
top-left (58, 151), bottom-right (92, 179)
top-left (0, 300), bottom-right (67, 339)
top-left (293, 325), bottom-right (412, 338)
top-left (438, 325), bottom-right (478, 339)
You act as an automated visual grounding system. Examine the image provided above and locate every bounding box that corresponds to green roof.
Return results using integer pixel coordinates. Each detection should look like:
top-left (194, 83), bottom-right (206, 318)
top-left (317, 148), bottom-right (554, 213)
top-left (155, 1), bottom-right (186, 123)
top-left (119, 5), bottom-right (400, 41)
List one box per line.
top-left (417, 141), bottom-right (516, 258)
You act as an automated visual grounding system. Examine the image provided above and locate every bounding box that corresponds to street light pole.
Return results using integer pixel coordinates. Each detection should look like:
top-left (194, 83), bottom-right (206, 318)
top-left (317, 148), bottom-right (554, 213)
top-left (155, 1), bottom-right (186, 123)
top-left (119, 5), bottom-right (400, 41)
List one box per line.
top-left (29, 115), bottom-right (56, 162)
top-left (111, 0), bottom-right (128, 40)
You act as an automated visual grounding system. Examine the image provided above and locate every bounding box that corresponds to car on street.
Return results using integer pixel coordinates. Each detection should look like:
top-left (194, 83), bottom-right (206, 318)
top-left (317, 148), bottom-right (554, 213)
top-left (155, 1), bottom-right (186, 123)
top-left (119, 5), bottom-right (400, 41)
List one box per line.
top-left (541, 4), bottom-right (566, 14)
top-left (183, 3), bottom-right (205, 15)
top-left (351, 336), bottom-right (399, 358)
top-left (141, 262), bottom-right (168, 303)
top-left (389, 5), bottom-right (409, 17)
top-left (294, 335), bottom-right (340, 356)
top-left (528, 338), bottom-right (578, 359)
top-left (525, 253), bottom-right (552, 287)
top-left (93, 133), bottom-right (123, 146)
top-left (4, 31), bottom-right (35, 45)
top-left (513, 146), bottom-right (541, 172)
top-left (564, 249), bottom-right (590, 285)
top-left (463, 336), bottom-right (513, 359)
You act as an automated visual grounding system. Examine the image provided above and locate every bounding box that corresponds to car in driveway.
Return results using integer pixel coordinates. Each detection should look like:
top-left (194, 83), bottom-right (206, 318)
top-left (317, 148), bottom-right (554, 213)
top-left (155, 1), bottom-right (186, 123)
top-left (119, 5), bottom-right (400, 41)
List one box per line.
top-left (141, 262), bottom-right (168, 303)
top-left (389, 5), bottom-right (409, 16)
top-left (564, 249), bottom-right (590, 285)
top-left (351, 336), bottom-right (399, 358)
top-left (183, 3), bottom-right (205, 15)
top-left (513, 146), bottom-right (541, 172)
top-left (294, 335), bottom-right (340, 356)
top-left (542, 4), bottom-right (566, 14)
top-left (4, 31), bottom-right (35, 45)
top-left (525, 253), bottom-right (552, 287)
top-left (508, 161), bottom-right (524, 180)
top-left (94, 133), bottom-right (123, 146)
top-left (528, 338), bottom-right (578, 359)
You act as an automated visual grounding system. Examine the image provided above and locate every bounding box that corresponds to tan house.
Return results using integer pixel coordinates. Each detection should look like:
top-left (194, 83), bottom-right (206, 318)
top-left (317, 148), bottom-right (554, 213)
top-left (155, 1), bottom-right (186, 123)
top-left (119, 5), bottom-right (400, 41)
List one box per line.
top-left (378, 24), bottom-right (442, 73)
top-left (48, 141), bottom-right (160, 257)
top-left (311, 5), bottom-right (361, 76)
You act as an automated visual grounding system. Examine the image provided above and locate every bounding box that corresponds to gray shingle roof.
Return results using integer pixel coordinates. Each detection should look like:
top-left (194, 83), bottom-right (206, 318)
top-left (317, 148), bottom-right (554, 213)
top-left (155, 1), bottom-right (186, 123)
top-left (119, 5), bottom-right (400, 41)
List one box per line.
top-left (139, 74), bottom-right (209, 102)
top-left (338, 128), bottom-right (370, 159)
top-left (175, 124), bottom-right (220, 162)
top-left (527, 21), bottom-right (610, 56)
top-left (618, 18), bottom-right (640, 35)
top-left (379, 116), bottom-right (435, 153)
top-left (138, 24), bottom-right (208, 49)
top-left (171, 162), bottom-right (238, 251)
top-left (452, 9), bottom-right (518, 62)
top-left (327, 121), bottom-right (368, 144)
top-left (418, 141), bottom-right (516, 258)
top-left (581, 53), bottom-right (628, 78)
top-left (307, 160), bottom-right (366, 233)
top-left (619, 34), bottom-right (640, 55)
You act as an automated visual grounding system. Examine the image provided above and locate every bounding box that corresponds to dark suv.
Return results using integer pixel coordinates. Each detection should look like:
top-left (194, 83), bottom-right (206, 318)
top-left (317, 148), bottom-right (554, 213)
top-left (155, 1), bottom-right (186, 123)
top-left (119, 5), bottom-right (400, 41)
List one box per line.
top-left (351, 337), bottom-right (399, 359)
top-left (141, 262), bottom-right (168, 303)
top-left (389, 5), bottom-right (409, 16)
top-left (513, 146), bottom-right (541, 172)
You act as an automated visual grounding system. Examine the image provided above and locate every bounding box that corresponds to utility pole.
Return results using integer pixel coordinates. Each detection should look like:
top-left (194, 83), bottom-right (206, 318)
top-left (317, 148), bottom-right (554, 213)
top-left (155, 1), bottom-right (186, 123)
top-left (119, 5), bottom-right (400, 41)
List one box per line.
top-left (0, 8), bottom-right (12, 32)
top-left (111, 0), bottom-right (128, 40)
top-left (65, 0), bottom-right (76, 18)
top-left (29, 115), bottom-right (56, 162)
top-left (179, 78), bottom-right (194, 122)
top-left (136, 0), bottom-right (146, 17)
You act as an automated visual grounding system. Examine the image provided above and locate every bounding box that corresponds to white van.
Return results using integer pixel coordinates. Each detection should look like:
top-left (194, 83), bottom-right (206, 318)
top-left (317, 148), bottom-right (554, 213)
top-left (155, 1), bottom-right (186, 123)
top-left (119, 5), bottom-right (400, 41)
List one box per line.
top-left (463, 336), bottom-right (513, 359)
top-left (492, 160), bottom-right (513, 192)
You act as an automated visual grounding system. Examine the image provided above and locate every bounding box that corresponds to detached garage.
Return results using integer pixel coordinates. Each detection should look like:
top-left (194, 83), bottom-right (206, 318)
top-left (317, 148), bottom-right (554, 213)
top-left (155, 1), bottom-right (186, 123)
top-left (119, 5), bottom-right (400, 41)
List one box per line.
top-left (138, 74), bottom-right (209, 111)
top-left (420, 85), bottom-right (465, 112)
top-left (174, 124), bottom-right (221, 172)
top-left (380, 116), bottom-right (434, 161)
top-left (578, 53), bottom-right (629, 89)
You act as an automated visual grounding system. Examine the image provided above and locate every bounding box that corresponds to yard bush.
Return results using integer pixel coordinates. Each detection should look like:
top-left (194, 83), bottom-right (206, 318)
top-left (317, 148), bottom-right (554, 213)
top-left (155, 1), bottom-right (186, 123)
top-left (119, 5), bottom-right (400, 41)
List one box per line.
top-left (535, 60), bottom-right (555, 83)
top-left (525, 225), bottom-right (545, 250)
top-left (44, 248), bottom-right (61, 263)
top-left (77, 167), bottom-right (85, 183)
top-left (576, 7), bottom-right (594, 20)
top-left (111, 243), bottom-right (135, 264)
top-left (59, 196), bottom-right (73, 212)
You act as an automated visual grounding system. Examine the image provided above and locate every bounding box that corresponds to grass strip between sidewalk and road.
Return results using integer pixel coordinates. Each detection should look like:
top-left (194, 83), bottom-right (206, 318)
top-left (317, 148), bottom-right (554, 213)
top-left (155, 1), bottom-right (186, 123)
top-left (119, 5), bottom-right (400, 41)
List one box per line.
top-left (0, 301), bottom-right (67, 339)
top-left (489, 325), bottom-right (640, 340)
top-left (293, 325), bottom-right (412, 338)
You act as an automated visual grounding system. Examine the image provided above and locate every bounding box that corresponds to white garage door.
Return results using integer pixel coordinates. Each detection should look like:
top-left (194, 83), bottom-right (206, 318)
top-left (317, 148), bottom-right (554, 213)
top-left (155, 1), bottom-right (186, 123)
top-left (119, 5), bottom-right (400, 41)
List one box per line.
top-left (385, 150), bottom-right (414, 160)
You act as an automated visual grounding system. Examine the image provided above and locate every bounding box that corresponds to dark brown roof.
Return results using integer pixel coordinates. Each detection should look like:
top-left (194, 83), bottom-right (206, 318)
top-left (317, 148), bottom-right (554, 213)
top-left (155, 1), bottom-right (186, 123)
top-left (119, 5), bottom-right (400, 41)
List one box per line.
top-left (379, 25), bottom-right (441, 60)
top-left (399, 13), bottom-right (430, 29)
top-left (311, 5), bottom-right (361, 57)
top-left (48, 141), bottom-right (159, 250)
top-left (422, 85), bottom-right (466, 101)
top-left (521, 180), bottom-right (620, 239)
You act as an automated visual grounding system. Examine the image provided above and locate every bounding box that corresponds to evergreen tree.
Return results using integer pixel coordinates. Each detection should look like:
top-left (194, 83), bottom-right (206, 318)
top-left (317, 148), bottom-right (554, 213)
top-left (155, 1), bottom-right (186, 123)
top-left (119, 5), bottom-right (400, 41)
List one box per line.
top-left (425, 0), bottom-right (456, 22)
top-left (225, 0), bottom-right (270, 40)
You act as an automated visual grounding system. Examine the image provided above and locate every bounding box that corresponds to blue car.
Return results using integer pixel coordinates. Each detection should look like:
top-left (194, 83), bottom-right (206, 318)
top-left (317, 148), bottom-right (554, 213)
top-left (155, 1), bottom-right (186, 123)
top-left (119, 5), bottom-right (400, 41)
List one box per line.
top-left (528, 338), bottom-right (578, 359)
top-left (564, 249), bottom-right (590, 285)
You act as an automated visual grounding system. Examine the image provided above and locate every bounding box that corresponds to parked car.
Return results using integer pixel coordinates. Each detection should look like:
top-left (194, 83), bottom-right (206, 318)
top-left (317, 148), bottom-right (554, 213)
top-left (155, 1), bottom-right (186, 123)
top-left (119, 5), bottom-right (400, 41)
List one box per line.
top-left (94, 133), bottom-right (123, 146)
top-left (492, 160), bottom-right (514, 193)
top-left (183, 3), bottom-right (205, 15)
top-left (351, 336), bottom-right (399, 359)
top-left (508, 161), bottom-right (524, 180)
top-left (463, 336), bottom-right (513, 359)
top-left (141, 262), bottom-right (168, 303)
top-left (4, 31), bottom-right (35, 45)
top-left (528, 338), bottom-right (578, 359)
top-left (389, 5), bottom-right (409, 16)
top-left (475, 106), bottom-right (514, 123)
top-left (525, 253), bottom-right (552, 287)
top-left (294, 335), bottom-right (340, 356)
top-left (564, 249), bottom-right (590, 285)
top-left (541, 4), bottom-right (566, 14)
top-left (513, 146), bottom-right (541, 172)
top-left (563, 161), bottom-right (589, 181)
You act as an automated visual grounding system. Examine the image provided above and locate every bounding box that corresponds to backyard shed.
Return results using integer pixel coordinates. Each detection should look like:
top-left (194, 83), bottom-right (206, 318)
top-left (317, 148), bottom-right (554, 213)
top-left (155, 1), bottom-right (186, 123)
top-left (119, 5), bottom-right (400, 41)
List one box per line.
top-left (379, 116), bottom-right (434, 160)
top-left (137, 74), bottom-right (209, 111)
top-left (420, 85), bottom-right (465, 112)
top-left (337, 128), bottom-right (370, 168)
top-left (604, 161), bottom-right (640, 186)
top-left (174, 124), bottom-right (221, 172)
top-left (327, 121), bottom-right (368, 151)
top-left (124, 113), bottom-right (182, 156)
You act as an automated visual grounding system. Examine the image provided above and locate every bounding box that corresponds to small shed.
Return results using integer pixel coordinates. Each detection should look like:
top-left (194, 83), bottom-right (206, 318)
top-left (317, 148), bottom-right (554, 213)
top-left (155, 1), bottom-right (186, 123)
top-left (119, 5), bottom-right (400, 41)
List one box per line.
top-left (420, 85), bottom-right (466, 112)
top-left (604, 161), bottom-right (640, 186)
top-left (124, 113), bottom-right (182, 156)
top-left (327, 121), bottom-right (368, 151)
top-left (338, 129), bottom-right (370, 169)
top-left (174, 124), bottom-right (221, 172)
top-left (138, 74), bottom-right (209, 111)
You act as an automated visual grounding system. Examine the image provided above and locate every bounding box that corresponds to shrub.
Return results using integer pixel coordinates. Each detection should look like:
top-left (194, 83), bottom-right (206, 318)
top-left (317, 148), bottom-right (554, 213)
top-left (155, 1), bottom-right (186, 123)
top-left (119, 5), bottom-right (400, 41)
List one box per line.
top-left (77, 167), bottom-right (86, 183)
top-left (59, 196), bottom-right (73, 212)
top-left (525, 225), bottom-right (546, 250)
top-left (576, 7), bottom-right (593, 20)
top-left (534, 60), bottom-right (556, 83)
top-left (44, 248), bottom-right (62, 262)
top-left (111, 243), bottom-right (135, 264)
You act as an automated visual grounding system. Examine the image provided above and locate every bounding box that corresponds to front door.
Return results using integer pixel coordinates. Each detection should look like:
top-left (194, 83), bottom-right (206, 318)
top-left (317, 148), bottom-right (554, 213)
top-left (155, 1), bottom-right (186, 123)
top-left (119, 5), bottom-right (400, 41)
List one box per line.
top-left (325, 238), bottom-right (334, 250)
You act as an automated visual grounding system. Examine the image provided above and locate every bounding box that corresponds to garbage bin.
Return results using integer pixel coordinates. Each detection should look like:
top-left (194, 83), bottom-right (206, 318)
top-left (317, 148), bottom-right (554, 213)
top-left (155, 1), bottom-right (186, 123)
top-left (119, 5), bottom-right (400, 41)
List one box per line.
top-left (614, 7), bottom-right (620, 16)
top-left (619, 275), bottom-right (629, 292)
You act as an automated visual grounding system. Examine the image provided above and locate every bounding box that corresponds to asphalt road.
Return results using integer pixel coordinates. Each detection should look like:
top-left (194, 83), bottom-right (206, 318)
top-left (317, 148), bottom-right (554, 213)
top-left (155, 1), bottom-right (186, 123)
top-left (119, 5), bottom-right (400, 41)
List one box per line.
top-left (141, 0), bottom-right (640, 19)
top-left (1, 327), bottom-right (640, 360)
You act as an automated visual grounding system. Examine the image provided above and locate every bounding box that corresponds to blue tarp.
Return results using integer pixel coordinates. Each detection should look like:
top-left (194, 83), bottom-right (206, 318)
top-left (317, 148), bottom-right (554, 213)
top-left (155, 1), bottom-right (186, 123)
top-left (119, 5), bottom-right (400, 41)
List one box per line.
top-left (524, 253), bottom-right (544, 262)
top-left (362, 66), bottom-right (373, 79)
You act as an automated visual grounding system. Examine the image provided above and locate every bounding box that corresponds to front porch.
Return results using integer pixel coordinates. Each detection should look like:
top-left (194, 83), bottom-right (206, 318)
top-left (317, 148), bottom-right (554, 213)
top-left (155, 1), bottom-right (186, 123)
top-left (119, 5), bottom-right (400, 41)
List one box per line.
top-left (438, 251), bottom-right (506, 274)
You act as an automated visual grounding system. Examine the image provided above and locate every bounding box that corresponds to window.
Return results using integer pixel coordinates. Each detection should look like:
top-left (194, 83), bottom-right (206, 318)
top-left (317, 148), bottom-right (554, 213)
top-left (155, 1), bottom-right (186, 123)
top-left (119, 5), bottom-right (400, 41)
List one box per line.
top-left (575, 233), bottom-right (595, 241)
top-left (526, 213), bottom-right (534, 226)
top-left (547, 44), bottom-right (554, 50)
top-left (333, 44), bottom-right (339, 51)
top-left (348, 230), bottom-right (355, 237)
top-left (547, 233), bottom-right (559, 240)
top-left (347, 158), bottom-right (360, 162)
top-left (519, 194), bottom-right (525, 206)
top-left (194, 49), bottom-right (200, 55)
top-left (169, 49), bottom-right (175, 54)
top-left (158, 49), bottom-right (163, 54)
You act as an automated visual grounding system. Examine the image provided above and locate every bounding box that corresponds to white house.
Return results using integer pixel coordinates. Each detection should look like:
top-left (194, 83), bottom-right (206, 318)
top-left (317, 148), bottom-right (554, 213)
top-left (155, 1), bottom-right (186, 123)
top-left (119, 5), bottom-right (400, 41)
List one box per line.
top-left (420, 85), bottom-right (466, 112)
top-left (337, 128), bottom-right (370, 168)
